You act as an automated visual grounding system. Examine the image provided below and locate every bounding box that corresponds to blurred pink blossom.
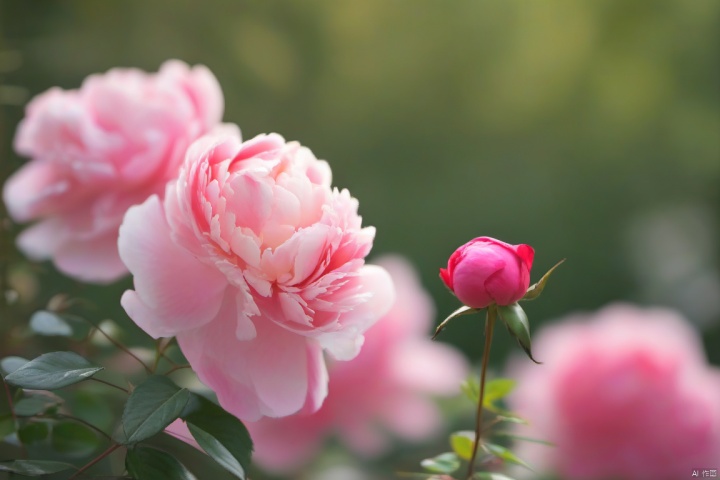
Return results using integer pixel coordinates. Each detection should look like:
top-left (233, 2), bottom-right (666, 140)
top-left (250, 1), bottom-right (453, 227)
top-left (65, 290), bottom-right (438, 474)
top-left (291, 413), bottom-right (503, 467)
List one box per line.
top-left (119, 131), bottom-right (393, 421)
top-left (237, 256), bottom-right (468, 473)
top-left (507, 303), bottom-right (720, 480)
top-left (3, 60), bottom-right (224, 283)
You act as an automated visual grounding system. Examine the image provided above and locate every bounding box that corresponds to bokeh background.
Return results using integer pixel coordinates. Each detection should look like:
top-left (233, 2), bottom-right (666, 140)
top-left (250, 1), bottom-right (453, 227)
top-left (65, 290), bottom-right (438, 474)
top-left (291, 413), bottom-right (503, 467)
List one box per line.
top-left (1, 1), bottom-right (719, 478)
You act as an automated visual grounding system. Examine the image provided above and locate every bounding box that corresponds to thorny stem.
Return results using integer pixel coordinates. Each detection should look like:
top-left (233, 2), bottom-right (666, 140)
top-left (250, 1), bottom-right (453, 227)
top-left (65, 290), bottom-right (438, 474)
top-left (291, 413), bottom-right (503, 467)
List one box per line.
top-left (466, 305), bottom-right (496, 480)
top-left (68, 443), bottom-right (122, 480)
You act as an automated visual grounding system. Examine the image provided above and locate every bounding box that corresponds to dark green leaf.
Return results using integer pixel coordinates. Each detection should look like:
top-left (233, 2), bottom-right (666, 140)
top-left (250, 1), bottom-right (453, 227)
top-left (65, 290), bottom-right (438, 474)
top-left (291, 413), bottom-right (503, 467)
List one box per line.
top-left (117, 375), bottom-right (189, 445)
top-left (483, 443), bottom-right (533, 470)
top-left (0, 414), bottom-right (16, 438)
top-left (29, 311), bottom-right (73, 337)
top-left (14, 396), bottom-right (60, 417)
top-left (420, 452), bottom-right (460, 474)
top-left (0, 460), bottom-right (76, 476)
top-left (18, 422), bottom-right (49, 444)
top-left (126, 445), bottom-right (197, 480)
top-left (449, 430), bottom-right (475, 461)
top-left (497, 303), bottom-right (541, 364)
top-left (433, 305), bottom-right (477, 339)
top-left (182, 394), bottom-right (252, 479)
top-left (521, 259), bottom-right (565, 301)
top-left (4, 352), bottom-right (103, 390)
top-left (52, 421), bottom-right (101, 457)
top-left (1, 356), bottom-right (29, 375)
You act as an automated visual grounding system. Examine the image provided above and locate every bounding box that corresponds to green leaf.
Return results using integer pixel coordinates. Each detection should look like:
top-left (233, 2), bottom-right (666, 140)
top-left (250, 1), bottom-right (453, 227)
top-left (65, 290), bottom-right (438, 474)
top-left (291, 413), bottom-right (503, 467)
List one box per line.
top-left (433, 305), bottom-right (477, 339)
top-left (14, 396), bottom-right (60, 417)
top-left (52, 421), bottom-right (101, 457)
top-left (472, 473), bottom-right (517, 480)
top-left (420, 452), bottom-right (460, 474)
top-left (116, 375), bottom-right (190, 445)
top-left (29, 311), bottom-right (73, 337)
top-left (483, 443), bottom-right (533, 471)
top-left (521, 259), bottom-right (565, 301)
top-left (18, 422), bottom-right (49, 444)
top-left (182, 394), bottom-right (252, 479)
top-left (497, 303), bottom-right (541, 364)
top-left (1, 356), bottom-right (29, 375)
top-left (483, 378), bottom-right (516, 405)
top-left (0, 459), bottom-right (76, 476)
top-left (450, 430), bottom-right (475, 461)
top-left (0, 414), bottom-right (16, 439)
top-left (4, 352), bottom-right (103, 390)
top-left (494, 430), bottom-right (554, 445)
top-left (460, 377), bottom-right (480, 404)
top-left (126, 445), bottom-right (197, 480)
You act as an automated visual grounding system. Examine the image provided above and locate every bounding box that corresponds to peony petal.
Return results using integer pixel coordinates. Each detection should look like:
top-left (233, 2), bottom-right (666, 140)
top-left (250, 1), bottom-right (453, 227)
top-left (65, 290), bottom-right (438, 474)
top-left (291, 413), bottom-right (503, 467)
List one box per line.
top-left (54, 230), bottom-right (129, 284)
top-left (119, 195), bottom-right (227, 338)
top-left (319, 265), bottom-right (395, 360)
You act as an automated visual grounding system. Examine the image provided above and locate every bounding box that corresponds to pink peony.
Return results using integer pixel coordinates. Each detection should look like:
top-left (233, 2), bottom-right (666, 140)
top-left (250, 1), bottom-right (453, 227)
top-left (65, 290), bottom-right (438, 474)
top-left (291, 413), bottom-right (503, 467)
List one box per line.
top-left (3, 60), bottom-right (223, 283)
top-left (440, 236), bottom-right (534, 309)
top-left (506, 304), bottom-right (720, 480)
top-left (240, 256), bottom-right (468, 473)
top-left (119, 131), bottom-right (393, 421)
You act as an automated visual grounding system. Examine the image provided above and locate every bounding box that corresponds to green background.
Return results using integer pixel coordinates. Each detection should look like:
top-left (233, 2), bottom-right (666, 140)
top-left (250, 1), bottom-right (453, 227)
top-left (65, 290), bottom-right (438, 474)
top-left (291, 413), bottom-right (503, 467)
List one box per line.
top-left (1, 1), bottom-right (719, 478)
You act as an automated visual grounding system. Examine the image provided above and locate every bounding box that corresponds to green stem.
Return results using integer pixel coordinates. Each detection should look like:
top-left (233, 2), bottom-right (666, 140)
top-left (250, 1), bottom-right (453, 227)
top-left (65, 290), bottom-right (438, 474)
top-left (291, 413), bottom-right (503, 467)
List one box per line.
top-left (51, 413), bottom-right (113, 441)
top-left (466, 305), bottom-right (496, 480)
top-left (86, 319), bottom-right (151, 374)
top-left (2, 375), bottom-right (26, 458)
top-left (89, 377), bottom-right (129, 394)
top-left (68, 443), bottom-right (122, 480)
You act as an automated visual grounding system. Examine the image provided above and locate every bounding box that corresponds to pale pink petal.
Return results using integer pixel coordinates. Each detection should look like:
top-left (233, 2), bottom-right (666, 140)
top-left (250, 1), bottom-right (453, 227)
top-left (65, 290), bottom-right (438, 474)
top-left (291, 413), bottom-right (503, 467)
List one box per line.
top-left (118, 196), bottom-right (227, 338)
top-left (54, 230), bottom-right (128, 284)
top-left (179, 301), bottom-right (325, 421)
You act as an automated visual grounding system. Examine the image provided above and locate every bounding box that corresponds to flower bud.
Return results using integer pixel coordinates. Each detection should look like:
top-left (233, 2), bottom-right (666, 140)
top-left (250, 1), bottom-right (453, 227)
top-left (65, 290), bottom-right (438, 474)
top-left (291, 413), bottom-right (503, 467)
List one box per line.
top-left (440, 236), bottom-right (534, 309)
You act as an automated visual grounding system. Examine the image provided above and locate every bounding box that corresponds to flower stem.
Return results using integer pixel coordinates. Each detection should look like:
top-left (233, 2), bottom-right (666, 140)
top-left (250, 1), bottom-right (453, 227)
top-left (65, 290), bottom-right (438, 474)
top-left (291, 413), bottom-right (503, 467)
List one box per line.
top-left (466, 305), bottom-right (496, 480)
top-left (68, 443), bottom-right (122, 479)
top-left (89, 377), bottom-right (129, 394)
top-left (85, 318), bottom-right (151, 374)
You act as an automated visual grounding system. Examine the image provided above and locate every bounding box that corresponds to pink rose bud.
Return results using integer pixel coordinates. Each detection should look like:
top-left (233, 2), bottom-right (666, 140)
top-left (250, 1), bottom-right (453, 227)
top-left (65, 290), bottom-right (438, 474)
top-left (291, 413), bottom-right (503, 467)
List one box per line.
top-left (440, 236), bottom-right (534, 308)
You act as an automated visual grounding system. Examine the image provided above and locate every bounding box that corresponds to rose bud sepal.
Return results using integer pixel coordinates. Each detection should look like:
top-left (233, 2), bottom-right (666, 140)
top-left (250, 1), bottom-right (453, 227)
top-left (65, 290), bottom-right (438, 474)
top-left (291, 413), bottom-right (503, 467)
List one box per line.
top-left (497, 302), bottom-right (541, 364)
top-left (521, 258), bottom-right (565, 302)
top-left (432, 305), bottom-right (477, 340)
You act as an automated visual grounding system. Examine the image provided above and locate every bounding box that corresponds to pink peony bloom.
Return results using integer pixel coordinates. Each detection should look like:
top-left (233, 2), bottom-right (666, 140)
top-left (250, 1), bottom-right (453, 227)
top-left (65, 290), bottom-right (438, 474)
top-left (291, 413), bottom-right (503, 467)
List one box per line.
top-left (506, 304), bottom-right (720, 480)
top-left (119, 131), bottom-right (393, 421)
top-left (239, 256), bottom-right (468, 473)
top-left (3, 60), bottom-right (223, 283)
top-left (440, 236), bottom-right (534, 309)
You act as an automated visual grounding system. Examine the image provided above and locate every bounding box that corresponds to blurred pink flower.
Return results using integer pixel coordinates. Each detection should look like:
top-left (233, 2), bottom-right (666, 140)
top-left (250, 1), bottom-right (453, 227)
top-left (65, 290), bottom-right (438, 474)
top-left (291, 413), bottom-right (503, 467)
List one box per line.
top-left (3, 60), bottom-right (223, 283)
top-left (240, 256), bottom-right (468, 473)
top-left (119, 131), bottom-right (393, 421)
top-left (440, 236), bottom-right (534, 309)
top-left (507, 303), bottom-right (720, 480)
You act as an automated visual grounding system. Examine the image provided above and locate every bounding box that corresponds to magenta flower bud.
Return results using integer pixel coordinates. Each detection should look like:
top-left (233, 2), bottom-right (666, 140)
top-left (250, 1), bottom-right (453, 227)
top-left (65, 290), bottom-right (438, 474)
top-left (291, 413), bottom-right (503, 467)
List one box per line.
top-left (440, 236), bottom-right (534, 309)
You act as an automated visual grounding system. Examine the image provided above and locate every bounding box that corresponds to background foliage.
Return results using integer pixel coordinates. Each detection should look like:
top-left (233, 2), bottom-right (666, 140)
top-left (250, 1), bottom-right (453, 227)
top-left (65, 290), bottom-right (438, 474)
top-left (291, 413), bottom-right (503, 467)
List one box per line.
top-left (1, 0), bottom-right (719, 478)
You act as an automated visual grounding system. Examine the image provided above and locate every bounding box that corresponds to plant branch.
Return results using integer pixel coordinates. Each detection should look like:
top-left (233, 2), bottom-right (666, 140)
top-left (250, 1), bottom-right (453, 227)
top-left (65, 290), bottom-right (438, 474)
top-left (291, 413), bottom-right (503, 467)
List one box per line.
top-left (89, 377), bottom-right (129, 394)
top-left (2, 375), bottom-right (26, 457)
top-left (85, 319), bottom-right (151, 374)
top-left (68, 443), bottom-right (122, 479)
top-left (52, 413), bottom-right (112, 441)
top-left (466, 305), bottom-right (496, 479)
